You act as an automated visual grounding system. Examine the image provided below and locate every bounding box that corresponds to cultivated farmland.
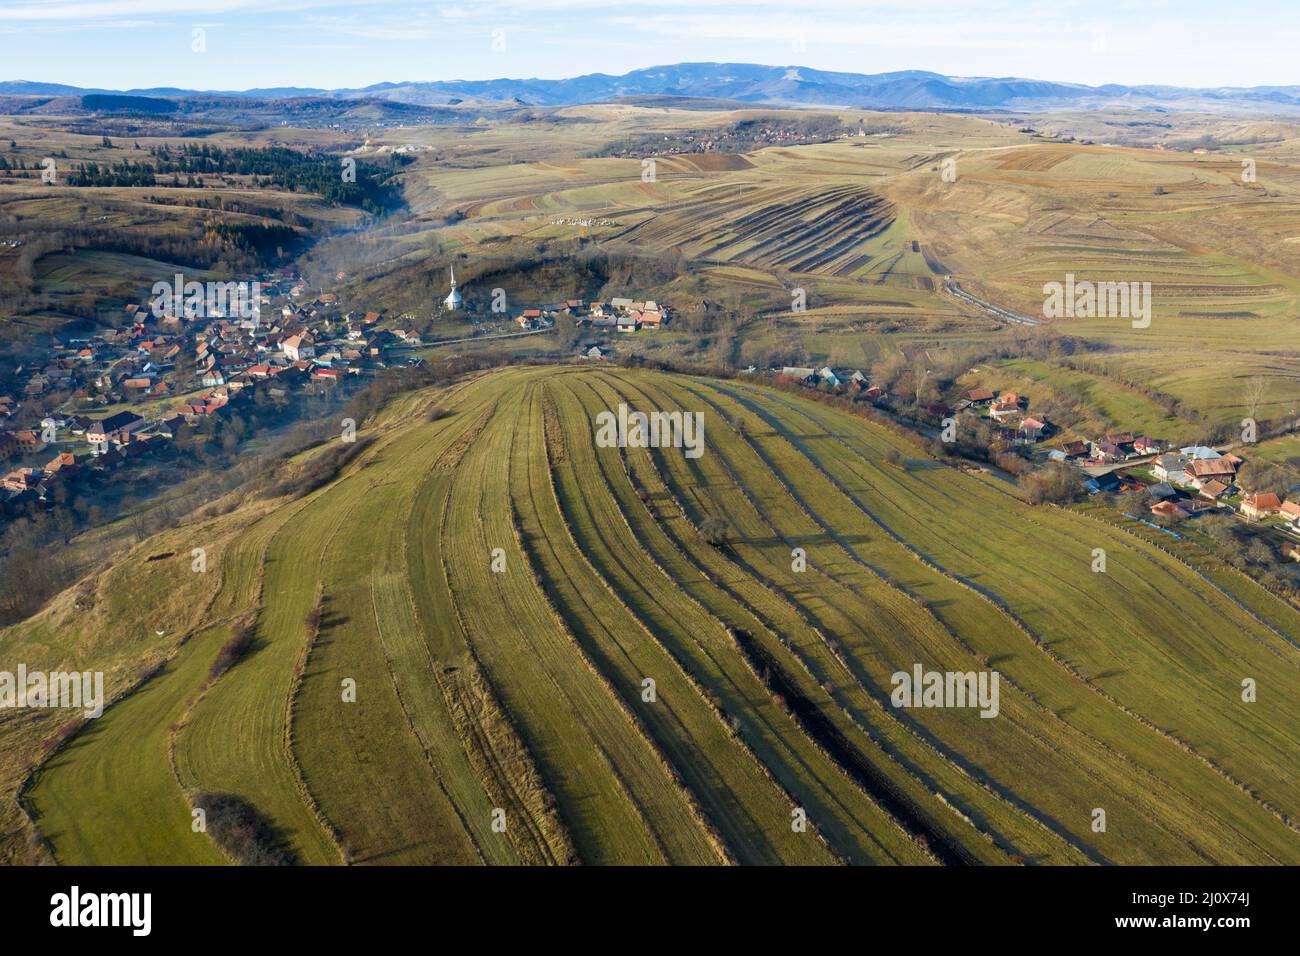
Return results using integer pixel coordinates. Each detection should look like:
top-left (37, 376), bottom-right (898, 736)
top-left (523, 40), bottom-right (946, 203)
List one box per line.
top-left (8, 365), bottom-right (1299, 865)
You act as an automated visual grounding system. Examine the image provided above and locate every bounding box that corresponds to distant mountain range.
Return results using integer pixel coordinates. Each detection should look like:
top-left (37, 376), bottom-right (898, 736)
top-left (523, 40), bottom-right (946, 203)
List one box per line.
top-left (5, 63), bottom-right (1300, 114)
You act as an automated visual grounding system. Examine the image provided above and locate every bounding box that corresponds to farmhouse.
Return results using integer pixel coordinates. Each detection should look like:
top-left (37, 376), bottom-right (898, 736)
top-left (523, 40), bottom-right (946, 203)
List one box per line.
top-left (1092, 441), bottom-right (1125, 463)
top-left (2, 467), bottom-right (41, 492)
top-left (281, 334), bottom-right (316, 362)
top-left (1150, 500), bottom-right (1185, 520)
top-left (13, 430), bottom-right (41, 453)
top-left (1184, 457), bottom-right (1237, 488)
top-left (87, 411), bottom-right (145, 455)
top-left (1084, 472), bottom-right (1121, 494)
top-left (1018, 416), bottom-right (1048, 442)
top-left (1147, 482), bottom-right (1177, 502)
top-left (1240, 493), bottom-right (1281, 519)
top-left (989, 400), bottom-right (1020, 422)
top-left (1198, 479), bottom-right (1229, 500)
top-left (1152, 453), bottom-right (1190, 482)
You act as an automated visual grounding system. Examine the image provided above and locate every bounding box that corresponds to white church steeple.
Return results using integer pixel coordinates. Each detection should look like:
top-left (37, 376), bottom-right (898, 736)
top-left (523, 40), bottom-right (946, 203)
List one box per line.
top-left (443, 265), bottom-right (462, 310)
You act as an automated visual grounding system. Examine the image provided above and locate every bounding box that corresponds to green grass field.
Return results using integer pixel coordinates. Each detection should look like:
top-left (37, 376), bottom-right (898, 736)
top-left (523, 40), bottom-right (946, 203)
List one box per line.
top-left (7, 364), bottom-right (1298, 865)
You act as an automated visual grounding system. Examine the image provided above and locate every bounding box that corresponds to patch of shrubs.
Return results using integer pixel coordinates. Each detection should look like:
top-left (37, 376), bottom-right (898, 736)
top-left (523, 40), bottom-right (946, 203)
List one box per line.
top-left (209, 616), bottom-right (256, 680)
top-left (264, 435), bottom-right (376, 500)
top-left (1022, 461), bottom-right (1084, 505)
top-left (192, 792), bottom-right (292, 865)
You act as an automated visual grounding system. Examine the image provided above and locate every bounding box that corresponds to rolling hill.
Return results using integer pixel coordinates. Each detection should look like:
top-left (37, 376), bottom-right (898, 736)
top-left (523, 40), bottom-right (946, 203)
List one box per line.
top-left (6, 63), bottom-right (1300, 114)
top-left (6, 365), bottom-right (1299, 865)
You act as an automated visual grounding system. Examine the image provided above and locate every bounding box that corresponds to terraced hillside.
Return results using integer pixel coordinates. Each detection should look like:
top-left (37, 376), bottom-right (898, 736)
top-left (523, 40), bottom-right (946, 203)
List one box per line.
top-left (9, 365), bottom-right (1300, 865)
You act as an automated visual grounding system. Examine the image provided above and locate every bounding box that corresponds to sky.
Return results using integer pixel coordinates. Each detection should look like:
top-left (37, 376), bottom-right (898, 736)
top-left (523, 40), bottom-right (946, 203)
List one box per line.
top-left (1, 0), bottom-right (1297, 92)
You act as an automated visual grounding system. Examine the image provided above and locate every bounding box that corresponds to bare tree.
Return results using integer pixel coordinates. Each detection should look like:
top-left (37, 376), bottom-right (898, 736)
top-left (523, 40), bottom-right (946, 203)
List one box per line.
top-left (1243, 375), bottom-right (1270, 424)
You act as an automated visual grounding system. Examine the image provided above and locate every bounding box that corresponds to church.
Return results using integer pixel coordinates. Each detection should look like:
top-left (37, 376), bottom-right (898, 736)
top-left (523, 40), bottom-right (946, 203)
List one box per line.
top-left (443, 266), bottom-right (462, 311)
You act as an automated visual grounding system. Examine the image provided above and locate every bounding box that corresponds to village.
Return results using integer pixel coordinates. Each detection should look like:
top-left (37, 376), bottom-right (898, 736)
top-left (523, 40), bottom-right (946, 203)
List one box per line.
top-left (0, 269), bottom-right (414, 516)
top-left (759, 364), bottom-right (1300, 561)
top-left (0, 270), bottom-right (674, 516)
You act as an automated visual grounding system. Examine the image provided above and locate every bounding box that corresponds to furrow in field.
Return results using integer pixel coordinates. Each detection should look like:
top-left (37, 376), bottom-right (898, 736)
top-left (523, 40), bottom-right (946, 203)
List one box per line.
top-left (643, 372), bottom-right (1106, 865)
top-left (525, 382), bottom-right (839, 864)
top-left (512, 385), bottom-right (734, 863)
top-left (607, 371), bottom-right (1080, 864)
top-left (553, 371), bottom-right (929, 864)
top-left (708, 378), bottom-right (1300, 861)
top-left (292, 456), bottom-right (482, 864)
top-left (174, 476), bottom-right (358, 866)
top-left (747, 384), bottom-right (1300, 829)
top-left (441, 384), bottom-right (691, 864)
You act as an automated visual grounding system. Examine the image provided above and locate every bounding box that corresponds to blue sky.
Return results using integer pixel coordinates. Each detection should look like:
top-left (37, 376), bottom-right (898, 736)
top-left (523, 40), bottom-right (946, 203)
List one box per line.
top-left (1, 0), bottom-right (1296, 91)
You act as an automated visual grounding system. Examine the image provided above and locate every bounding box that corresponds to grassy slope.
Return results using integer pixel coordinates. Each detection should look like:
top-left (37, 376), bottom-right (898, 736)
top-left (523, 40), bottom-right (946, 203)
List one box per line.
top-left (13, 364), bottom-right (1300, 865)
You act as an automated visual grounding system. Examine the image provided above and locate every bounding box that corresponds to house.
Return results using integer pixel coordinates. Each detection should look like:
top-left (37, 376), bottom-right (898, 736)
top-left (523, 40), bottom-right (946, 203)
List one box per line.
top-left (578, 345), bottom-right (609, 361)
top-left (13, 430), bottom-right (41, 453)
top-left (1148, 482), bottom-right (1177, 502)
top-left (616, 314), bottom-right (639, 333)
top-left (281, 334), bottom-right (316, 362)
top-left (989, 401), bottom-right (1020, 421)
top-left (1152, 453), bottom-right (1190, 482)
top-left (1198, 479), bottom-right (1229, 500)
top-left (1018, 416), bottom-right (1048, 442)
top-left (87, 411), bottom-right (145, 455)
top-left (638, 310), bottom-right (663, 329)
top-left (1133, 436), bottom-right (1161, 455)
top-left (1240, 493), bottom-right (1282, 519)
top-left (1180, 445), bottom-right (1221, 461)
top-left (1280, 500), bottom-right (1300, 523)
top-left (1084, 472), bottom-right (1121, 494)
top-left (966, 387), bottom-right (995, 405)
top-left (1092, 441), bottom-right (1125, 463)
top-left (2, 467), bottom-right (41, 493)
top-left (43, 452), bottom-right (78, 478)
top-left (1184, 457), bottom-right (1237, 488)
top-left (1057, 440), bottom-right (1089, 459)
top-left (1150, 500), bottom-right (1185, 520)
